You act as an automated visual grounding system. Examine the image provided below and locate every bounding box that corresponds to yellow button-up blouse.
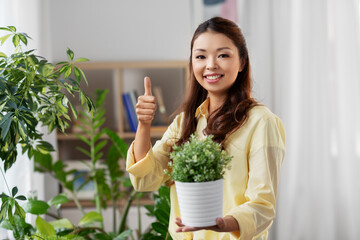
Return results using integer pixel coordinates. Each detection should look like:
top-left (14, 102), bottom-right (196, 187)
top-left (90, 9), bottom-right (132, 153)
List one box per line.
top-left (126, 99), bottom-right (286, 240)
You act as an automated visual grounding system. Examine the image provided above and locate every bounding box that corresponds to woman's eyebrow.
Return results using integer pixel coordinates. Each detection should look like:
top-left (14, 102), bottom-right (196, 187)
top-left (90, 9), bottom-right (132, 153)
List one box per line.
top-left (193, 47), bottom-right (232, 52)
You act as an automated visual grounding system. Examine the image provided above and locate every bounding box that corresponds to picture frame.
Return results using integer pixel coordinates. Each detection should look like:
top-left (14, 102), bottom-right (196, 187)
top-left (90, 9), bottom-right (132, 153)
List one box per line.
top-left (63, 160), bottom-right (102, 200)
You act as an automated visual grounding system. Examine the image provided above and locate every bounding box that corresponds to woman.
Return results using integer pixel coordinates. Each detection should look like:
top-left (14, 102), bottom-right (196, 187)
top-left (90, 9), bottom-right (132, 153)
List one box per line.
top-left (126, 17), bottom-right (286, 240)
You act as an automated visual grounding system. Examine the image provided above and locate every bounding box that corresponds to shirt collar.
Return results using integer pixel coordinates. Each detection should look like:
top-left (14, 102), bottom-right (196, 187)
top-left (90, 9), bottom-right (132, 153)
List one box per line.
top-left (195, 98), bottom-right (210, 118)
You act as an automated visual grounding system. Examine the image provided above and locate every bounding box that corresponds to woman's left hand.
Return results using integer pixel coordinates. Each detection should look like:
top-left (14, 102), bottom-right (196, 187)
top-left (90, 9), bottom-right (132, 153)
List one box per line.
top-left (175, 216), bottom-right (239, 233)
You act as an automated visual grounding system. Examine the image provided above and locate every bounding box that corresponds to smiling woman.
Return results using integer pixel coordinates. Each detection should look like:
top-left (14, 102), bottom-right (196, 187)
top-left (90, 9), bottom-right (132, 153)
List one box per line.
top-left (127, 17), bottom-right (286, 240)
top-left (192, 31), bottom-right (243, 112)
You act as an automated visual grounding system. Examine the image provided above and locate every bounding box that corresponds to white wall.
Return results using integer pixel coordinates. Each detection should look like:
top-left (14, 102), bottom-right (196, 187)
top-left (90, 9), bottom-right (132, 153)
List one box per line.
top-left (48, 0), bottom-right (200, 62)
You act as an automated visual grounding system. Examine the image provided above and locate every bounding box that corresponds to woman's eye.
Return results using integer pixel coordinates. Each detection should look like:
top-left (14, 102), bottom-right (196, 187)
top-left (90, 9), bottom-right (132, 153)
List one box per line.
top-left (195, 55), bottom-right (205, 59)
top-left (219, 54), bottom-right (229, 58)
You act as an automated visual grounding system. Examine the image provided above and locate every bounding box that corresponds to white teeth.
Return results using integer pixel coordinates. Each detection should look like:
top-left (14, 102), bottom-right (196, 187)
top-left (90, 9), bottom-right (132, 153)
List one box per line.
top-left (206, 75), bottom-right (222, 80)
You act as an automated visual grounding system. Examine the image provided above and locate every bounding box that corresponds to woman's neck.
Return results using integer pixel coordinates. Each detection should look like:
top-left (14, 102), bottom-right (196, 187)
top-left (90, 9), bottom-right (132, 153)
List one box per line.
top-left (208, 95), bottom-right (226, 115)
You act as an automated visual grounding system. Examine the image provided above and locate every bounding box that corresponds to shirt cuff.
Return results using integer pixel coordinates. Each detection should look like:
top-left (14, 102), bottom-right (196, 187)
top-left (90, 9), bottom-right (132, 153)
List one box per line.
top-left (126, 141), bottom-right (155, 178)
top-left (226, 208), bottom-right (256, 240)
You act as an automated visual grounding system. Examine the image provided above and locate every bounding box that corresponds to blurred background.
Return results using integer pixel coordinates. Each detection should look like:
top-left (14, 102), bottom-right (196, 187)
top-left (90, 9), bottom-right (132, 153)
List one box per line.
top-left (1, 0), bottom-right (360, 239)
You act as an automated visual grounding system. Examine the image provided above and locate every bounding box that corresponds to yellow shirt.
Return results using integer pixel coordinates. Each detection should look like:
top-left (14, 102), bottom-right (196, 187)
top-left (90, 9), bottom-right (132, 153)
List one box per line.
top-left (126, 99), bottom-right (286, 240)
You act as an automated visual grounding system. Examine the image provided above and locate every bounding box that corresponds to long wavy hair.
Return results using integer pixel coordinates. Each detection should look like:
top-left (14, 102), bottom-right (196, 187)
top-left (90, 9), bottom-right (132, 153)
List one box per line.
top-left (176, 17), bottom-right (258, 147)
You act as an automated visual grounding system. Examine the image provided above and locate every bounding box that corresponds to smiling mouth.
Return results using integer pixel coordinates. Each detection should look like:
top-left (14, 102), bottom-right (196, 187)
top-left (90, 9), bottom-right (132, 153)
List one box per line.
top-left (204, 74), bottom-right (223, 83)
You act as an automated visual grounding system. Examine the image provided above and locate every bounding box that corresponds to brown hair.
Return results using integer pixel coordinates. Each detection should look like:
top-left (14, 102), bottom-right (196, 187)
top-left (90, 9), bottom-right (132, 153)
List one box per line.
top-left (176, 17), bottom-right (258, 147)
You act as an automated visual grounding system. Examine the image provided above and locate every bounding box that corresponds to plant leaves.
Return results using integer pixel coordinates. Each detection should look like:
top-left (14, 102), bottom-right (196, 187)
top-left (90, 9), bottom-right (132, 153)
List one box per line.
top-left (12, 34), bottom-right (20, 47)
top-left (14, 201), bottom-right (25, 219)
top-left (94, 139), bottom-right (107, 156)
top-left (36, 141), bottom-right (55, 154)
top-left (22, 200), bottom-right (50, 215)
top-left (49, 218), bottom-right (74, 230)
top-left (8, 26), bottom-right (16, 32)
top-left (113, 229), bottom-right (133, 240)
top-left (67, 48), bottom-right (74, 61)
top-left (47, 194), bottom-right (69, 208)
top-left (78, 211), bottom-right (103, 226)
top-left (74, 58), bottom-right (89, 63)
top-left (18, 34), bottom-right (27, 45)
top-left (152, 222), bottom-right (168, 236)
top-left (64, 65), bottom-right (72, 79)
top-left (15, 195), bottom-right (26, 201)
top-left (35, 216), bottom-right (56, 236)
top-left (0, 34), bottom-right (11, 45)
top-left (154, 208), bottom-right (169, 225)
top-left (74, 66), bottom-right (81, 82)
top-left (0, 113), bottom-right (13, 140)
top-left (0, 200), bottom-right (9, 223)
top-left (11, 187), bottom-right (18, 197)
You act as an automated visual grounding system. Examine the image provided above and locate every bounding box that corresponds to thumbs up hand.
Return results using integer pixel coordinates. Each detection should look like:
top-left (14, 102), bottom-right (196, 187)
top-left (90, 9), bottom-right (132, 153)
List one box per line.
top-left (136, 76), bottom-right (157, 125)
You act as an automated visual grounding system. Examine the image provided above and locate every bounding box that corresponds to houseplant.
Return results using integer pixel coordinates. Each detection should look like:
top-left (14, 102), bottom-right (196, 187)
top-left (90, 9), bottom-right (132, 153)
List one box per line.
top-left (167, 133), bottom-right (232, 227)
top-left (0, 26), bottom-right (138, 239)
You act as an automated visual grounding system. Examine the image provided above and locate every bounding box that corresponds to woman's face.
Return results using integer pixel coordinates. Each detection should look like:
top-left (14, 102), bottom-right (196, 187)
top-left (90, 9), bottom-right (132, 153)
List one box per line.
top-left (192, 31), bottom-right (243, 100)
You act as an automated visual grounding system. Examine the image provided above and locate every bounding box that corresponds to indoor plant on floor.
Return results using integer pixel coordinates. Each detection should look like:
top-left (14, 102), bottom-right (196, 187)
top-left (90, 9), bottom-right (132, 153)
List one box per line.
top-left (167, 133), bottom-right (233, 227)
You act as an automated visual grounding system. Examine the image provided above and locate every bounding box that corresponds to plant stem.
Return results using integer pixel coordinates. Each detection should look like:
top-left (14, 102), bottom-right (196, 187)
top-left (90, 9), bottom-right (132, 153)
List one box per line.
top-left (118, 189), bottom-right (137, 234)
top-left (45, 211), bottom-right (61, 220)
top-left (70, 191), bottom-right (85, 215)
top-left (137, 197), bottom-right (142, 239)
top-left (90, 116), bottom-right (103, 229)
top-left (0, 166), bottom-right (11, 195)
top-left (112, 197), bottom-right (117, 233)
top-left (70, 226), bottom-right (107, 235)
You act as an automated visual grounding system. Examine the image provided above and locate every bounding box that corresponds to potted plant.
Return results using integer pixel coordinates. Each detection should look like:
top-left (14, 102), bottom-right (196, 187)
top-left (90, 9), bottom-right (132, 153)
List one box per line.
top-left (167, 133), bottom-right (232, 227)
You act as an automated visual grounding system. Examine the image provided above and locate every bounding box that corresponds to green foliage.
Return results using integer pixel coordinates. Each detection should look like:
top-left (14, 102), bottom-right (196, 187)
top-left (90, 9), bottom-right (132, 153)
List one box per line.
top-left (168, 133), bottom-right (233, 182)
top-left (0, 26), bottom-right (94, 171)
top-left (0, 25), bottom-right (173, 240)
top-left (142, 186), bottom-right (172, 240)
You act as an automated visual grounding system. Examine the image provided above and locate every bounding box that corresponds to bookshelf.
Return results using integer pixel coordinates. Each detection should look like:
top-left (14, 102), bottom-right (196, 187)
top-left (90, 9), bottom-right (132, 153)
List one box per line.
top-left (56, 60), bottom-right (188, 207)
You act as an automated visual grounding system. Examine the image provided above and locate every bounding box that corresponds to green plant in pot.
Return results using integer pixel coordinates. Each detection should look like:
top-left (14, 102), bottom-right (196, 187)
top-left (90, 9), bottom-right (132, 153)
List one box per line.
top-left (167, 133), bottom-right (232, 227)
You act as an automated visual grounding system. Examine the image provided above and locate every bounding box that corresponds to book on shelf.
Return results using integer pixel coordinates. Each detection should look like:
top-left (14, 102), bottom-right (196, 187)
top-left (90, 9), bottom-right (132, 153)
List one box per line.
top-left (122, 92), bottom-right (138, 132)
top-left (153, 86), bottom-right (168, 125)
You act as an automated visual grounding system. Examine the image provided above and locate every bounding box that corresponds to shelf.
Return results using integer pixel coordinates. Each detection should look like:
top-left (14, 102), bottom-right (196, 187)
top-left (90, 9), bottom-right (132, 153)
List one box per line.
top-left (57, 126), bottom-right (168, 140)
top-left (61, 197), bottom-right (154, 209)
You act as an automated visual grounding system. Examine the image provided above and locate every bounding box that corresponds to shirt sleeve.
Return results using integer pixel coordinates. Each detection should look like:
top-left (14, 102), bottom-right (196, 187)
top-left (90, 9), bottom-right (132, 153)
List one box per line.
top-left (226, 115), bottom-right (286, 240)
top-left (126, 113), bottom-right (183, 192)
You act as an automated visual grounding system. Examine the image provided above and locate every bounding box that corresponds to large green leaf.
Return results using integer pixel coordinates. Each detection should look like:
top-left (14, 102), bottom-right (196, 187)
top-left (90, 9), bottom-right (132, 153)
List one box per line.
top-left (11, 186), bottom-right (18, 197)
top-left (154, 208), bottom-right (169, 225)
top-left (35, 216), bottom-right (56, 236)
top-left (49, 218), bottom-right (74, 230)
top-left (47, 194), bottom-right (69, 208)
top-left (22, 200), bottom-right (50, 215)
top-left (113, 229), bottom-right (133, 240)
top-left (14, 201), bottom-right (25, 219)
top-left (35, 141), bottom-right (55, 154)
top-left (33, 151), bottom-right (53, 172)
top-left (0, 112), bottom-right (13, 140)
top-left (67, 48), bottom-right (74, 61)
top-left (0, 33), bottom-right (11, 45)
top-left (152, 222), bottom-right (168, 236)
top-left (0, 200), bottom-right (9, 223)
top-left (78, 211), bottom-right (103, 226)
top-left (12, 34), bottom-right (20, 47)
top-left (74, 58), bottom-right (89, 63)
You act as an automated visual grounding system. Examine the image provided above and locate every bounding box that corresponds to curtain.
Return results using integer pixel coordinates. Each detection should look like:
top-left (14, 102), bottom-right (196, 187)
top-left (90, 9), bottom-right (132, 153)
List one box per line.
top-left (240, 0), bottom-right (360, 239)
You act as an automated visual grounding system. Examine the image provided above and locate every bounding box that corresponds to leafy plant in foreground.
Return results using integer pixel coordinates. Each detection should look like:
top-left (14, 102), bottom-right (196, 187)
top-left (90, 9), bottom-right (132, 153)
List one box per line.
top-left (168, 133), bottom-right (232, 182)
top-left (0, 25), bottom-right (94, 171)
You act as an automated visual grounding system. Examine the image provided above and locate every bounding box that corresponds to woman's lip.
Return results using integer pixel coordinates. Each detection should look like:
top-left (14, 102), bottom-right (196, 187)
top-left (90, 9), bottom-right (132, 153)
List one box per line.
top-left (204, 74), bottom-right (223, 83)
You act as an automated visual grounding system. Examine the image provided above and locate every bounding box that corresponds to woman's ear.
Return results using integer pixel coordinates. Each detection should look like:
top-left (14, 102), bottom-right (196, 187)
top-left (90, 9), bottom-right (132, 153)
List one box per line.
top-left (239, 59), bottom-right (245, 72)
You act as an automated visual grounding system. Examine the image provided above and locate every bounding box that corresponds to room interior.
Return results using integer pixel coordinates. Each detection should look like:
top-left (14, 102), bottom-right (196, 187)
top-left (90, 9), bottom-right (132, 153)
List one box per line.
top-left (1, 0), bottom-right (360, 239)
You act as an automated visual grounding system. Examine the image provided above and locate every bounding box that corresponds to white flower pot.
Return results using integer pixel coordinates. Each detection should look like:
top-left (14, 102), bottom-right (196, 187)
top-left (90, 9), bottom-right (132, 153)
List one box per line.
top-left (175, 179), bottom-right (223, 227)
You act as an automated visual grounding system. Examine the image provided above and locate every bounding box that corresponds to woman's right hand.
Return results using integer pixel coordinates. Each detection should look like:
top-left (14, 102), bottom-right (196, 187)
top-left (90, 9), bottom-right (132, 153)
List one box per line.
top-left (136, 76), bottom-right (157, 126)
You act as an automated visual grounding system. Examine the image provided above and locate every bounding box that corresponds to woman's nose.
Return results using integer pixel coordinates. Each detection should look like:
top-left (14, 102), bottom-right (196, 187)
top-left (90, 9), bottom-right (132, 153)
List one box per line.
top-left (206, 58), bottom-right (218, 70)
